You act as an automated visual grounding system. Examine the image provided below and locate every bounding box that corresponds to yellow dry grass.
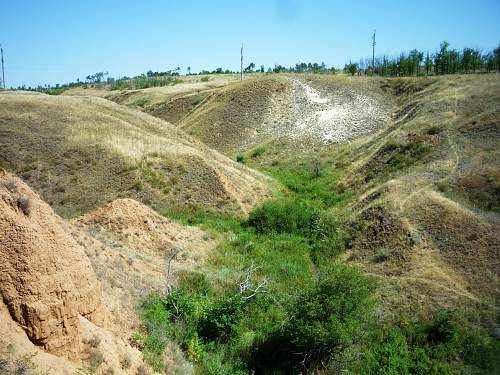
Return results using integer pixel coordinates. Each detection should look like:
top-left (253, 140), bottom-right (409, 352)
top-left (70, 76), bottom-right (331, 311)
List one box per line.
top-left (0, 91), bottom-right (271, 218)
top-left (335, 74), bottom-right (500, 318)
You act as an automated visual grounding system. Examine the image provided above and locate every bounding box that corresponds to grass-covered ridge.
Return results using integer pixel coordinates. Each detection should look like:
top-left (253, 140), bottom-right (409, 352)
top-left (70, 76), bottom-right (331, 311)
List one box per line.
top-left (136, 158), bottom-right (499, 374)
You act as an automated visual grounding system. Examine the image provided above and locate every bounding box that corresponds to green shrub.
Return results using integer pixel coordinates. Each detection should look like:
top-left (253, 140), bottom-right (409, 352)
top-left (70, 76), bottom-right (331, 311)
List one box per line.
top-left (357, 310), bottom-right (500, 375)
top-left (375, 247), bottom-right (391, 262)
top-left (361, 329), bottom-right (412, 375)
top-left (236, 154), bottom-right (245, 163)
top-left (386, 141), bottom-right (433, 171)
top-left (177, 271), bottom-right (212, 295)
top-left (246, 198), bottom-right (321, 238)
top-left (199, 296), bottom-right (244, 342)
top-left (287, 266), bottom-right (375, 363)
top-left (250, 265), bottom-right (375, 373)
top-left (309, 210), bottom-right (346, 263)
top-left (250, 146), bottom-right (266, 158)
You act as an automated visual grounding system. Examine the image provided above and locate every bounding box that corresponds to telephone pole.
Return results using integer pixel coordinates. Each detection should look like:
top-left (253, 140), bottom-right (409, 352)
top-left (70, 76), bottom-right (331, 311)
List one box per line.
top-left (1, 45), bottom-right (5, 89)
top-left (240, 43), bottom-right (243, 81)
top-left (371, 30), bottom-right (376, 76)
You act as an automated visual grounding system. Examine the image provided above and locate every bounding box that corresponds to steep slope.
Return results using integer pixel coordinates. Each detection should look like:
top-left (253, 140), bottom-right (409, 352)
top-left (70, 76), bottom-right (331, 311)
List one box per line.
top-left (178, 76), bottom-right (289, 154)
top-left (69, 198), bottom-right (217, 374)
top-left (171, 75), bottom-right (392, 155)
top-left (0, 171), bottom-right (105, 357)
top-left (71, 198), bottom-right (217, 331)
top-left (333, 74), bottom-right (500, 317)
top-left (0, 172), bottom-right (147, 374)
top-left (0, 91), bottom-right (270, 218)
top-left (230, 74), bottom-right (499, 318)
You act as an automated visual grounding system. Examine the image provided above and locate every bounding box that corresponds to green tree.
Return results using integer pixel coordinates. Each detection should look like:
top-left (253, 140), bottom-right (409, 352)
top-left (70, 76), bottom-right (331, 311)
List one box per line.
top-left (424, 52), bottom-right (433, 75)
top-left (345, 62), bottom-right (358, 76)
top-left (244, 62), bottom-right (256, 73)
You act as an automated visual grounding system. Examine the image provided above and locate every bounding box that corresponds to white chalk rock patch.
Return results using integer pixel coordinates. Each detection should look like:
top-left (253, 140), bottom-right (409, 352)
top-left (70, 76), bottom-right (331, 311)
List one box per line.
top-left (263, 78), bottom-right (389, 145)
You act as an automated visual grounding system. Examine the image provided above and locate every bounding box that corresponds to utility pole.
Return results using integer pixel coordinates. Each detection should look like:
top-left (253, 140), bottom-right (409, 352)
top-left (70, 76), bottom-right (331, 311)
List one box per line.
top-left (240, 43), bottom-right (243, 81)
top-left (1, 44), bottom-right (5, 89)
top-left (371, 30), bottom-right (376, 76)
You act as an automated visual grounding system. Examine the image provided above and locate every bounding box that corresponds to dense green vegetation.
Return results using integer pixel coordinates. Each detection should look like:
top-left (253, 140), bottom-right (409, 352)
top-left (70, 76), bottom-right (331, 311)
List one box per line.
top-left (346, 41), bottom-right (500, 77)
top-left (135, 159), bottom-right (499, 374)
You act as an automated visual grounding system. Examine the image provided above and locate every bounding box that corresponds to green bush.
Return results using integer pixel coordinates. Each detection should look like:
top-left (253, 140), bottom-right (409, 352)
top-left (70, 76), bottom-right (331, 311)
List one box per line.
top-left (198, 296), bottom-right (244, 342)
top-left (250, 265), bottom-right (375, 373)
top-left (386, 141), bottom-right (432, 171)
top-left (250, 146), bottom-right (266, 158)
top-left (177, 271), bottom-right (211, 295)
top-left (236, 154), bottom-right (245, 163)
top-left (246, 198), bottom-right (321, 238)
top-left (357, 310), bottom-right (500, 375)
top-left (309, 210), bottom-right (346, 262)
top-left (286, 266), bottom-right (376, 366)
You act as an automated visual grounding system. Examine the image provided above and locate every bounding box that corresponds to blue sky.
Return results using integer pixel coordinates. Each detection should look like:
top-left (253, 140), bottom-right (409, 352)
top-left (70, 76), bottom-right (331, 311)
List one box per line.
top-left (1, 0), bottom-right (499, 87)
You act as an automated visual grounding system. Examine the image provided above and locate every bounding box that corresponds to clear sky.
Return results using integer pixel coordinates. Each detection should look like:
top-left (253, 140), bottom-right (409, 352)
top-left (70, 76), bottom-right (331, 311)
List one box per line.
top-left (1, 0), bottom-right (499, 87)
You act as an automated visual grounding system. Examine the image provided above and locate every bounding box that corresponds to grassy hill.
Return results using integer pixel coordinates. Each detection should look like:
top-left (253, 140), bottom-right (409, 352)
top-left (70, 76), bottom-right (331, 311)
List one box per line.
top-left (0, 91), bottom-right (270, 218)
top-left (130, 74), bottom-right (500, 374)
top-left (1, 73), bottom-right (499, 374)
top-left (330, 74), bottom-right (500, 314)
top-left (233, 74), bottom-right (500, 316)
top-left (177, 76), bottom-right (289, 153)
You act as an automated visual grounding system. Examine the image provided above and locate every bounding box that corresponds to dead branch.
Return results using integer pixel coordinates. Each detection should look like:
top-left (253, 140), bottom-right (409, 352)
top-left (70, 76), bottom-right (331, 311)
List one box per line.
top-left (165, 247), bottom-right (181, 292)
top-left (238, 261), bottom-right (268, 301)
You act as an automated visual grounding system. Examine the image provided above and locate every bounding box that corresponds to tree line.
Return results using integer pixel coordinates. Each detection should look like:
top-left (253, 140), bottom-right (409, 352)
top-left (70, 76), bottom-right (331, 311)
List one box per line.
top-left (345, 41), bottom-right (500, 76)
top-left (16, 41), bottom-right (500, 93)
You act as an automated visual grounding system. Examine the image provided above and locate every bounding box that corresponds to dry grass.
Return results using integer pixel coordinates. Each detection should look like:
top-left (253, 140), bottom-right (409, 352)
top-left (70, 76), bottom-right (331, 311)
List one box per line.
top-left (103, 74), bottom-right (237, 110)
top-left (0, 92), bottom-right (270, 218)
top-left (334, 74), bottom-right (500, 318)
top-left (178, 76), bottom-right (289, 154)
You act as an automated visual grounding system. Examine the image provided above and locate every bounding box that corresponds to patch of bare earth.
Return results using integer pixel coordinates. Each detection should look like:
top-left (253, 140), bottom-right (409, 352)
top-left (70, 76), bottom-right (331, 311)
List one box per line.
top-left (0, 171), bottom-right (146, 374)
top-left (260, 77), bottom-right (390, 146)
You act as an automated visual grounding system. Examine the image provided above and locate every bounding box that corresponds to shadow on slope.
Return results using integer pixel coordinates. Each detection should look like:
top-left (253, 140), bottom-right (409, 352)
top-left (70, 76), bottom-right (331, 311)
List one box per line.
top-left (0, 92), bottom-right (271, 218)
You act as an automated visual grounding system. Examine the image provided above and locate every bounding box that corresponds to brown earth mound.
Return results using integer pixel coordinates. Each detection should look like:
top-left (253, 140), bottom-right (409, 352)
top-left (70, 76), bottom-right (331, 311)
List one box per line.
top-left (74, 198), bottom-right (216, 267)
top-left (0, 172), bottom-right (153, 373)
top-left (0, 171), bottom-right (105, 357)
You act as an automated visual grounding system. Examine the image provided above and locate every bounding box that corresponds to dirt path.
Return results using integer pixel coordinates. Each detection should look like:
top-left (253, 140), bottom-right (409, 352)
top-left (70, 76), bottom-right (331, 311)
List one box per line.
top-left (262, 77), bottom-right (389, 144)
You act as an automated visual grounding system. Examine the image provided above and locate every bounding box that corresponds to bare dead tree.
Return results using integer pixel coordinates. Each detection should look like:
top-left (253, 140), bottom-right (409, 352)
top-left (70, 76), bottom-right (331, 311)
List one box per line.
top-left (238, 261), bottom-right (268, 300)
top-left (165, 247), bottom-right (181, 291)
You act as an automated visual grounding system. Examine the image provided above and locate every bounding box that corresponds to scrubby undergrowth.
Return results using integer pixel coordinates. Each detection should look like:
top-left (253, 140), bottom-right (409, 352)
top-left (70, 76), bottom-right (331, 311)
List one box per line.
top-left (137, 159), bottom-right (499, 374)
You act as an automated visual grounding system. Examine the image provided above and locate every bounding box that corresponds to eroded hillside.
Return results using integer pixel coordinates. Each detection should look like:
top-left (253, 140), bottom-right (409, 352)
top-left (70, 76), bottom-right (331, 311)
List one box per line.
top-left (0, 91), bottom-right (270, 218)
top-left (0, 171), bottom-right (218, 373)
top-left (1, 73), bottom-right (499, 374)
top-left (171, 75), bottom-right (393, 154)
top-left (327, 75), bottom-right (500, 314)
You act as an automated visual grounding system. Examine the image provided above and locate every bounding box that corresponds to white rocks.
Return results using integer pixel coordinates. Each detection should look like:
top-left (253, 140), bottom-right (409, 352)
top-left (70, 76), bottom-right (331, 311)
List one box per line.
top-left (262, 78), bottom-right (389, 144)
